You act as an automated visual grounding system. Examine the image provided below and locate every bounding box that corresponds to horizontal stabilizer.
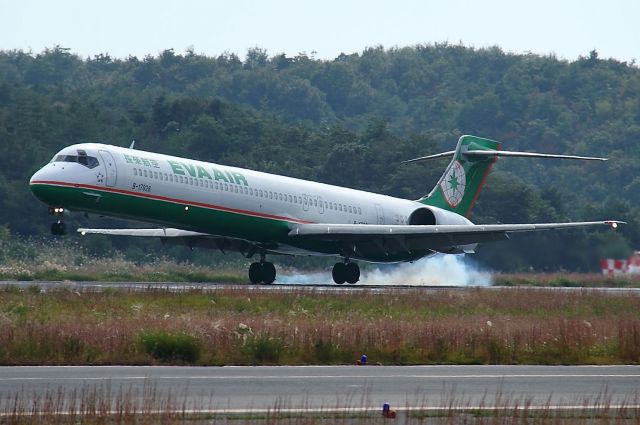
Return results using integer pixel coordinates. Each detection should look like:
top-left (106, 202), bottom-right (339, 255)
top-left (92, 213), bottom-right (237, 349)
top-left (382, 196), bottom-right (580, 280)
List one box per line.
top-left (463, 150), bottom-right (607, 161)
top-left (401, 151), bottom-right (456, 164)
top-left (403, 148), bottom-right (607, 164)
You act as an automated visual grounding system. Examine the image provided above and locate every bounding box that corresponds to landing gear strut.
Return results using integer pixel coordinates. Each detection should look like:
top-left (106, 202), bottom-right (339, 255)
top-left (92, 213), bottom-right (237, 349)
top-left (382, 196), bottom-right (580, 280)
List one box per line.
top-left (248, 258), bottom-right (276, 285)
top-left (332, 261), bottom-right (360, 284)
top-left (48, 207), bottom-right (67, 235)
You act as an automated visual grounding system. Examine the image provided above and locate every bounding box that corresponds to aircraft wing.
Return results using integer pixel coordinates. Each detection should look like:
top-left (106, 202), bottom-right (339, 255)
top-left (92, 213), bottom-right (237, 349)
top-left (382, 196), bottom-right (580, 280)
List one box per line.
top-left (77, 227), bottom-right (267, 257)
top-left (289, 221), bottom-right (623, 254)
top-left (78, 228), bottom-right (209, 237)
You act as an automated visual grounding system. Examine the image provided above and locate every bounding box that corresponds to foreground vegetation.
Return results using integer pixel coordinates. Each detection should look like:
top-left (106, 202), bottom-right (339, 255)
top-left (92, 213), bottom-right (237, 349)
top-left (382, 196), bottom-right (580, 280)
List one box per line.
top-left (0, 285), bottom-right (638, 366)
top-left (1, 383), bottom-right (638, 425)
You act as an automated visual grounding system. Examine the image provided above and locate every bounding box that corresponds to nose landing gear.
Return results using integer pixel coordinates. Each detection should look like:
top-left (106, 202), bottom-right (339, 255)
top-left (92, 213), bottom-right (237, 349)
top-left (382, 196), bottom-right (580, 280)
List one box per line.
top-left (332, 260), bottom-right (360, 284)
top-left (48, 207), bottom-right (67, 235)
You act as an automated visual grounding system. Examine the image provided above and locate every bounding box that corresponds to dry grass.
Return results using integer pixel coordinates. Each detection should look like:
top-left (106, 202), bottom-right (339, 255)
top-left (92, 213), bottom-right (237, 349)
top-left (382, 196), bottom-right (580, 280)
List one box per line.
top-left (495, 273), bottom-right (640, 288)
top-left (0, 286), bottom-right (638, 365)
top-left (0, 237), bottom-right (245, 283)
top-left (0, 383), bottom-right (638, 424)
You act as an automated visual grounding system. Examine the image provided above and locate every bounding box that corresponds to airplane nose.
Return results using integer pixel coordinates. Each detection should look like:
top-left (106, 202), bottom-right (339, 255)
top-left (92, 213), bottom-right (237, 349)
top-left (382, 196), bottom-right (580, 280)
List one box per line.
top-left (29, 166), bottom-right (57, 203)
top-left (30, 168), bottom-right (45, 186)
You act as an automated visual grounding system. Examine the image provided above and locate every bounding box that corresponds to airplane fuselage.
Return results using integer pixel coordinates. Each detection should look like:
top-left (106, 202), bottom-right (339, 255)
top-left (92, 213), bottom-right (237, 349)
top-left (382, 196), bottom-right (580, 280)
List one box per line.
top-left (30, 143), bottom-right (467, 262)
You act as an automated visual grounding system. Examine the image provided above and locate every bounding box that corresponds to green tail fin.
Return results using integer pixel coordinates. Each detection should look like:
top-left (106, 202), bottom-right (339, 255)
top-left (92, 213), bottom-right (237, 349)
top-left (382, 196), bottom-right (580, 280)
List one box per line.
top-left (419, 135), bottom-right (500, 218)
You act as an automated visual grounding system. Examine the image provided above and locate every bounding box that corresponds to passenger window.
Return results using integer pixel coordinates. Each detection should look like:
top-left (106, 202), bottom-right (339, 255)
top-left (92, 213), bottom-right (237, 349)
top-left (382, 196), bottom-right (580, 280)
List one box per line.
top-left (165, 173), bottom-right (168, 180)
top-left (224, 183), bottom-right (229, 191)
top-left (269, 191), bottom-right (273, 199)
top-left (294, 196), bottom-right (297, 203)
top-left (153, 172), bottom-right (158, 179)
top-left (288, 195), bottom-right (292, 202)
top-left (133, 168), bottom-right (137, 176)
top-left (349, 206), bottom-right (353, 213)
top-left (244, 187), bottom-right (248, 195)
top-left (325, 201), bottom-right (328, 208)
top-left (143, 170), bottom-right (148, 178)
top-left (339, 204), bottom-right (342, 212)
top-left (358, 207), bottom-right (362, 215)
top-left (249, 188), bottom-right (253, 196)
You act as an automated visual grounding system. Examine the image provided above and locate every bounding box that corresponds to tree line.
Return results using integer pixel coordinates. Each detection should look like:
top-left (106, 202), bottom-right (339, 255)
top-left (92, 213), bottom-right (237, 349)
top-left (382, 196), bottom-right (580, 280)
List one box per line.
top-left (0, 44), bottom-right (638, 271)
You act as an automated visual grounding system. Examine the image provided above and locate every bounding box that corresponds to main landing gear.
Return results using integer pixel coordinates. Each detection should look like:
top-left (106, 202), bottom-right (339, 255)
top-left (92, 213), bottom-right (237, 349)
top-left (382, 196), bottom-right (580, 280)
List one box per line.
top-left (248, 261), bottom-right (276, 284)
top-left (48, 207), bottom-right (67, 235)
top-left (332, 261), bottom-right (360, 284)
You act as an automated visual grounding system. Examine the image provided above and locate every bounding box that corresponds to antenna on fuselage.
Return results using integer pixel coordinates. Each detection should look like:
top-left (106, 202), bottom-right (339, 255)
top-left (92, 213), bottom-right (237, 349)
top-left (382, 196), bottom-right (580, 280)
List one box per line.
top-left (129, 139), bottom-right (136, 149)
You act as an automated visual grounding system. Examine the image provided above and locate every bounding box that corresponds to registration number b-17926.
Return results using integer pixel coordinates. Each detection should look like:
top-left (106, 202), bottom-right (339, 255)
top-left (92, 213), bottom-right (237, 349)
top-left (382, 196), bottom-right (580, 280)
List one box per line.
top-left (131, 183), bottom-right (152, 193)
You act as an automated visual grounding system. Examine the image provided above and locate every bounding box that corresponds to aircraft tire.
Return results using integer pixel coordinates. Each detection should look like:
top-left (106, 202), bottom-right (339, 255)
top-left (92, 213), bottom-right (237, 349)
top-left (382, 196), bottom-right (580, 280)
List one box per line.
top-left (51, 221), bottom-right (67, 236)
top-left (332, 262), bottom-right (346, 284)
top-left (345, 262), bottom-right (360, 284)
top-left (248, 262), bottom-right (262, 284)
top-left (261, 262), bottom-right (276, 284)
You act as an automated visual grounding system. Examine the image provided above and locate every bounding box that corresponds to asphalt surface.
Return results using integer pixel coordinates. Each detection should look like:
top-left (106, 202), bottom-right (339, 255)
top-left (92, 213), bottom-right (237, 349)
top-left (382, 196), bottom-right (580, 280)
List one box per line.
top-left (1, 365), bottom-right (639, 412)
top-left (3, 280), bottom-right (640, 294)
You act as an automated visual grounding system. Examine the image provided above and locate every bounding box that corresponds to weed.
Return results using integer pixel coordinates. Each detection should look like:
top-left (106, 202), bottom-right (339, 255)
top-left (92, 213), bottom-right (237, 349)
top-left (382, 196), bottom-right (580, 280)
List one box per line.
top-left (247, 336), bottom-right (283, 364)
top-left (27, 283), bottom-right (41, 294)
top-left (138, 330), bottom-right (201, 363)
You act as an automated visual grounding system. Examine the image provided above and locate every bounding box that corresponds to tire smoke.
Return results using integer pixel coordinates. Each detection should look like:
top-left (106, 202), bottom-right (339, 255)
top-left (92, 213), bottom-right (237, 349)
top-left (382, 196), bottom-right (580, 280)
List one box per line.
top-left (278, 255), bottom-right (492, 286)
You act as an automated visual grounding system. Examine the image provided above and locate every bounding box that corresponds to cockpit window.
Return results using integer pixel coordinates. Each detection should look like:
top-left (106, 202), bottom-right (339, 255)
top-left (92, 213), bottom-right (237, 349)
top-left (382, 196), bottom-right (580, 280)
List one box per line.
top-left (52, 154), bottom-right (99, 169)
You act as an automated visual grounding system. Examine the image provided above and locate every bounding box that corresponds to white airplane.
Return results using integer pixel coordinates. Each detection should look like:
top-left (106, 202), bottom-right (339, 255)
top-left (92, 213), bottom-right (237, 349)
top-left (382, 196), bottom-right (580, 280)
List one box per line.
top-left (29, 135), bottom-right (621, 284)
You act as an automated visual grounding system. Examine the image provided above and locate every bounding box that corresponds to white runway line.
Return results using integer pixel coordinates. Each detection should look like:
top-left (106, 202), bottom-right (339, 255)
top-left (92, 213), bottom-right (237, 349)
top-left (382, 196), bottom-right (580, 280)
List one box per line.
top-left (2, 373), bottom-right (640, 381)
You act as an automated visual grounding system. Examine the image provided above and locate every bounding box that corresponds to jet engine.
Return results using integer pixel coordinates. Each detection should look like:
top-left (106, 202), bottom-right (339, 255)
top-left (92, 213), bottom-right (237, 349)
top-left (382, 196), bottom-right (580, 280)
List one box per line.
top-left (408, 206), bottom-right (477, 254)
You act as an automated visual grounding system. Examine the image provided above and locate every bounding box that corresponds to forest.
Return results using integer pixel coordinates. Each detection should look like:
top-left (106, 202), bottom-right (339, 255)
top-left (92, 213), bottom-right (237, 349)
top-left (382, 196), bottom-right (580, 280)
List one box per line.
top-left (0, 44), bottom-right (638, 272)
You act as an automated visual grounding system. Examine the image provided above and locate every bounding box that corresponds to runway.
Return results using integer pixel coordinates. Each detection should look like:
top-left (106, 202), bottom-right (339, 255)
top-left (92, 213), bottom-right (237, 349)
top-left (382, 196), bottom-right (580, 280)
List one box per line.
top-left (3, 280), bottom-right (640, 294)
top-left (1, 365), bottom-right (638, 413)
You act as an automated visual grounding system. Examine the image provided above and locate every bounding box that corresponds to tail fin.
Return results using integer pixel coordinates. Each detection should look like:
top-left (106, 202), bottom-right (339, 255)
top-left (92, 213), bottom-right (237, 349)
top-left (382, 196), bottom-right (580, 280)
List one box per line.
top-left (417, 135), bottom-right (500, 218)
top-left (408, 135), bottom-right (607, 218)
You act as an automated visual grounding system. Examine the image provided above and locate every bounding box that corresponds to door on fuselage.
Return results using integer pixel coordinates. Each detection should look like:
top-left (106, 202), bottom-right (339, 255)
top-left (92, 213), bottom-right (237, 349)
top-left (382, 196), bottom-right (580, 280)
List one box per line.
top-left (98, 150), bottom-right (117, 187)
top-left (302, 194), bottom-right (310, 211)
top-left (375, 203), bottom-right (385, 224)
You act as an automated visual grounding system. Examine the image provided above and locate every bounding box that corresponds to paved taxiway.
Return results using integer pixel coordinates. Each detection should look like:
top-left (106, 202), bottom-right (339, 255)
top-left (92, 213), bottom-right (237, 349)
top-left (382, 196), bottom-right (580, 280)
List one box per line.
top-left (1, 365), bottom-right (638, 412)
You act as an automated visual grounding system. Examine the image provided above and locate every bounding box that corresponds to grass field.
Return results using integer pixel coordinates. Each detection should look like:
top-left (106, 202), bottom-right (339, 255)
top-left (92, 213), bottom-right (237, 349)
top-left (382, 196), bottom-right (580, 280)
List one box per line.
top-left (0, 285), bottom-right (638, 366)
top-left (2, 235), bottom-right (640, 287)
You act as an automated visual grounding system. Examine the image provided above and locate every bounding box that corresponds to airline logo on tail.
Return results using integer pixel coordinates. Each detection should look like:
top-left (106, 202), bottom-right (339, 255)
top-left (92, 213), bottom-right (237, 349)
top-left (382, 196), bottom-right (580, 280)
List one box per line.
top-left (440, 160), bottom-right (466, 207)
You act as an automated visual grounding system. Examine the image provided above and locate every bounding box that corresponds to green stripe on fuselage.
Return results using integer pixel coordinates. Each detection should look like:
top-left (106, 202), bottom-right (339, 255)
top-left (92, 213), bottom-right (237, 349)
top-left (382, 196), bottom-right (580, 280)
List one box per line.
top-left (30, 183), bottom-right (434, 263)
top-left (31, 183), bottom-right (287, 242)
